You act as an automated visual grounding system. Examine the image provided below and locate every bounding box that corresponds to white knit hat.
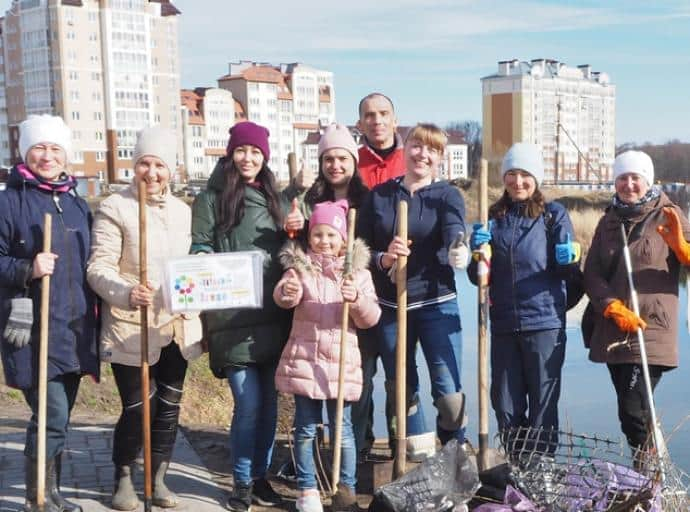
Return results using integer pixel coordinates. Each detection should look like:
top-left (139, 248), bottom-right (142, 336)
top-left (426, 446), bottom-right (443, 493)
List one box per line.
top-left (133, 126), bottom-right (177, 172)
top-left (501, 142), bottom-right (545, 186)
top-left (19, 114), bottom-right (72, 163)
top-left (613, 150), bottom-right (654, 185)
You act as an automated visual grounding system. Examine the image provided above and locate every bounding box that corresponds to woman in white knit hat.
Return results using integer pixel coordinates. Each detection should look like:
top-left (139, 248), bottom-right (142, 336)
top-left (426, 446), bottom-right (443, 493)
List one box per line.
top-left (584, 150), bottom-right (690, 460)
top-left (87, 126), bottom-right (203, 510)
top-left (468, 142), bottom-right (582, 460)
top-left (0, 114), bottom-right (98, 512)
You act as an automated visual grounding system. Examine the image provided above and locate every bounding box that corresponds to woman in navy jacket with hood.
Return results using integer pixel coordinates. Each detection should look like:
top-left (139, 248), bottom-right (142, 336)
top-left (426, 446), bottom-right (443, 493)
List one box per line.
top-left (0, 115), bottom-right (98, 512)
top-left (358, 123), bottom-right (469, 449)
top-left (468, 142), bottom-right (581, 459)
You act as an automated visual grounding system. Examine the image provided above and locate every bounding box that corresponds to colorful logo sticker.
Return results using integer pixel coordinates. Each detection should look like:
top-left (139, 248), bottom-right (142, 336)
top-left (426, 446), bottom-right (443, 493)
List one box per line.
top-left (174, 275), bottom-right (195, 306)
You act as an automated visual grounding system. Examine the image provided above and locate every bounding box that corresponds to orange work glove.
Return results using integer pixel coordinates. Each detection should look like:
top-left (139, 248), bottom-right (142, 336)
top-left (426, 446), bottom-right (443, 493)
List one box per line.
top-left (603, 299), bottom-right (647, 333)
top-left (657, 206), bottom-right (690, 265)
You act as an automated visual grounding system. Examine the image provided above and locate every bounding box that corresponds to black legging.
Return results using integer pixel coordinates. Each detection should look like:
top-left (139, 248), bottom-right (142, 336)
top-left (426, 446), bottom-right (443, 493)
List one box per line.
top-left (607, 363), bottom-right (664, 451)
top-left (111, 342), bottom-right (188, 466)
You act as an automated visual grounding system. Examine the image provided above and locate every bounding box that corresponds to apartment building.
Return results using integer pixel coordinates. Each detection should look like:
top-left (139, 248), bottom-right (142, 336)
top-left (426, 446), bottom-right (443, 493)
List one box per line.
top-left (0, 0), bottom-right (182, 195)
top-left (0, 21), bottom-right (10, 169)
top-left (303, 126), bottom-right (468, 182)
top-left (217, 60), bottom-right (336, 184)
top-left (482, 59), bottom-right (616, 183)
top-left (181, 87), bottom-right (240, 180)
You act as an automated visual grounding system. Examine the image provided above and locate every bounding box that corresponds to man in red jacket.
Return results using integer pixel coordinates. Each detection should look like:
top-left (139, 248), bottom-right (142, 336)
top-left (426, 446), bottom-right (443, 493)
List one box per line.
top-left (356, 93), bottom-right (405, 189)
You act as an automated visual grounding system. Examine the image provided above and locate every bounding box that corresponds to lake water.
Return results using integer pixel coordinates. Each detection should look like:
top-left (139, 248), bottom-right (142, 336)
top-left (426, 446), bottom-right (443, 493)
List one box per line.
top-left (371, 272), bottom-right (690, 474)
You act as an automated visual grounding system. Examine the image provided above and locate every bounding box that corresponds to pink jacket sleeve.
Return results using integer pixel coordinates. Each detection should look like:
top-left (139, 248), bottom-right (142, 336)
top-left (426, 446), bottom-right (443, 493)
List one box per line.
top-left (273, 268), bottom-right (303, 309)
top-left (348, 268), bottom-right (381, 329)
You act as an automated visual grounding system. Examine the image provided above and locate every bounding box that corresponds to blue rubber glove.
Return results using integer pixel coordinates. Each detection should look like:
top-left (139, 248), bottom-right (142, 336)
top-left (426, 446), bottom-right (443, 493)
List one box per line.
top-left (470, 221), bottom-right (492, 250)
top-left (555, 233), bottom-right (582, 265)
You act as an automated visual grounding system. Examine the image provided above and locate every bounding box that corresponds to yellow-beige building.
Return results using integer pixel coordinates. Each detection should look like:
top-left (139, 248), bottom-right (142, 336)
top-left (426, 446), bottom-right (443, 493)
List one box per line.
top-left (482, 59), bottom-right (616, 183)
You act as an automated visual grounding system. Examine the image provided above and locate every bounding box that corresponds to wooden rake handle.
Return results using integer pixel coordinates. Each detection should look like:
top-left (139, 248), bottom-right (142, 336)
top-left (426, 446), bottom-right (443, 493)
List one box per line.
top-left (331, 207), bottom-right (357, 492)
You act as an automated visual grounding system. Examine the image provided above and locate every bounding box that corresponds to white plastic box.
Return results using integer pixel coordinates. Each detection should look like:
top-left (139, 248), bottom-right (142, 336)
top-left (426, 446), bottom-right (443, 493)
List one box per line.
top-left (162, 251), bottom-right (264, 313)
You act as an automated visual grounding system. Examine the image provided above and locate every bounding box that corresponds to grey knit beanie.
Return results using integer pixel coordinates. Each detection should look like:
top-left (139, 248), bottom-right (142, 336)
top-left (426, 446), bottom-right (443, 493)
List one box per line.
top-left (133, 126), bottom-right (177, 172)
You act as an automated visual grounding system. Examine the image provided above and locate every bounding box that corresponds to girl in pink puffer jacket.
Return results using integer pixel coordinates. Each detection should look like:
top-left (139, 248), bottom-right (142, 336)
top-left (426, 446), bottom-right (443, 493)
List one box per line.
top-left (274, 200), bottom-right (380, 511)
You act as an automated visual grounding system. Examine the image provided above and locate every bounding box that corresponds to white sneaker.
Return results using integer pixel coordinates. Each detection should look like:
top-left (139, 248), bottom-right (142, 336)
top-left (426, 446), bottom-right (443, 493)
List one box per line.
top-left (296, 492), bottom-right (323, 512)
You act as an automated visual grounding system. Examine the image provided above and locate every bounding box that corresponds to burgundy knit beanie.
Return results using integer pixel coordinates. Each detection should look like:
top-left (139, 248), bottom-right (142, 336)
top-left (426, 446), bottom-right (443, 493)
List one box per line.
top-left (226, 121), bottom-right (271, 161)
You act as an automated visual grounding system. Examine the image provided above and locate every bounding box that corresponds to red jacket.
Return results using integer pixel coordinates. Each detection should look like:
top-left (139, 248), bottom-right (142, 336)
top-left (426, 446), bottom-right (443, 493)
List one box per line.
top-left (358, 135), bottom-right (405, 189)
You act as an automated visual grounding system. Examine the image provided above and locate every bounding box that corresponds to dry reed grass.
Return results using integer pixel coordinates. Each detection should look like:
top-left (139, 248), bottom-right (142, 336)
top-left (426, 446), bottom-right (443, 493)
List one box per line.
top-left (568, 207), bottom-right (604, 262)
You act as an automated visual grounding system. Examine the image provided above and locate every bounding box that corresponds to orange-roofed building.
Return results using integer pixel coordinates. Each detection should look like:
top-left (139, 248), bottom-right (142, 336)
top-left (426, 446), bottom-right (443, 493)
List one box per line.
top-left (215, 60), bottom-right (336, 184)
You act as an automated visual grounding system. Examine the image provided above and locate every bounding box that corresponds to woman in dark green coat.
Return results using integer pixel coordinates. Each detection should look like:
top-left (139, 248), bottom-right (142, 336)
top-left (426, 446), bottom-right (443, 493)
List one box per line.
top-left (191, 121), bottom-right (304, 512)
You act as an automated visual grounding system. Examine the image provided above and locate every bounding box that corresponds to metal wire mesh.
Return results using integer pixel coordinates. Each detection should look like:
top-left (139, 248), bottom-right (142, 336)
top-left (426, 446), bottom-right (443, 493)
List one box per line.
top-left (497, 427), bottom-right (689, 511)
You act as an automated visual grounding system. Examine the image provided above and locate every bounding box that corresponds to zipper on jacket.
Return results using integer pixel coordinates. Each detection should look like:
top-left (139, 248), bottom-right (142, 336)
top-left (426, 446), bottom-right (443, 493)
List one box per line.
top-left (54, 191), bottom-right (80, 369)
top-left (510, 205), bottom-right (521, 331)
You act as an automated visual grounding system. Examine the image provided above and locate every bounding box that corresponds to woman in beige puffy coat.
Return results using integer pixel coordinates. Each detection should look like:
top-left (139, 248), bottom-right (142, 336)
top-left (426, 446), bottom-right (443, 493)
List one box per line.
top-left (87, 126), bottom-right (202, 511)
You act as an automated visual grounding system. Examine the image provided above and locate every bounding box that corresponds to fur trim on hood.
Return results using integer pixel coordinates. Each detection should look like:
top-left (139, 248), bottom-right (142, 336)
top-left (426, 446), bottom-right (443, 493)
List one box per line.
top-left (278, 238), bottom-right (371, 275)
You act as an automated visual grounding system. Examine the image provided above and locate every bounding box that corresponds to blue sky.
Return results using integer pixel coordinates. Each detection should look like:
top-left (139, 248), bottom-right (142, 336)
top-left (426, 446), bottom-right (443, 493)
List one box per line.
top-left (172, 0), bottom-right (689, 145)
top-left (2, 0), bottom-right (687, 144)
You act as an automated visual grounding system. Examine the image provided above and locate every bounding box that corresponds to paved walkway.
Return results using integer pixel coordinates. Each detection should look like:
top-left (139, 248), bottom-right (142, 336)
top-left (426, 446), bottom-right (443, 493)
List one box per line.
top-left (0, 422), bottom-right (226, 511)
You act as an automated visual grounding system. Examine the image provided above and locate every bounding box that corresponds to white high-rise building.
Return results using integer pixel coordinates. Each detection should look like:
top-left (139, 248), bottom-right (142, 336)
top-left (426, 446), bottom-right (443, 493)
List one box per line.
top-left (0, 0), bottom-right (182, 194)
top-left (217, 60), bottom-right (336, 183)
top-left (0, 22), bottom-right (10, 169)
top-left (482, 59), bottom-right (616, 183)
top-left (181, 87), bottom-right (242, 180)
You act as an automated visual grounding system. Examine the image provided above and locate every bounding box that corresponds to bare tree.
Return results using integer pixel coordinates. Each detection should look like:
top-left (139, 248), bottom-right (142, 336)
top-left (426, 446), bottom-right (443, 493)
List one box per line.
top-left (617, 141), bottom-right (690, 183)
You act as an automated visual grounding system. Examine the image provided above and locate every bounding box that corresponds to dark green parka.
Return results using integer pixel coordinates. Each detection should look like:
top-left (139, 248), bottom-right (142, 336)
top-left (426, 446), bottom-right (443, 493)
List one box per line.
top-left (191, 159), bottom-right (292, 377)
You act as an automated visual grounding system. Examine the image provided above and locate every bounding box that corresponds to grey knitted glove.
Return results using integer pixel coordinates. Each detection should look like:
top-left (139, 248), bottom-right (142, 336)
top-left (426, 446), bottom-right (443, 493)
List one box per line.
top-left (3, 298), bottom-right (33, 348)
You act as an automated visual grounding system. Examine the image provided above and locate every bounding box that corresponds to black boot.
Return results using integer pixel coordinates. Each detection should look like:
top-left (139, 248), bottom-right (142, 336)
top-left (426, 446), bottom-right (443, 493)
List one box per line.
top-left (151, 382), bottom-right (183, 508)
top-left (152, 458), bottom-right (178, 508)
top-left (24, 456), bottom-right (61, 512)
top-left (51, 453), bottom-right (83, 511)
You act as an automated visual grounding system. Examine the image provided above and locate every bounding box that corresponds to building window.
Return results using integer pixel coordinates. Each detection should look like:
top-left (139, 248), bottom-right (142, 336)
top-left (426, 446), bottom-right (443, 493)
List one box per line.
top-left (71, 111), bottom-right (80, 121)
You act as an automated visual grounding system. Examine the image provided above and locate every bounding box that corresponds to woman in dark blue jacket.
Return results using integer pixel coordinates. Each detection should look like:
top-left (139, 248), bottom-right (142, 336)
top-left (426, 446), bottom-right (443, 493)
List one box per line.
top-left (358, 123), bottom-right (469, 449)
top-left (468, 142), bottom-right (580, 459)
top-left (0, 115), bottom-right (98, 512)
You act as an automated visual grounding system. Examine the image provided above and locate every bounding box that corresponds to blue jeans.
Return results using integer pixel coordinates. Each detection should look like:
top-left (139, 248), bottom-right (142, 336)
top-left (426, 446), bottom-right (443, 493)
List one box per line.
top-left (226, 364), bottom-right (278, 485)
top-left (22, 372), bottom-right (81, 459)
top-left (491, 328), bottom-right (566, 454)
top-left (293, 395), bottom-right (356, 491)
top-left (378, 300), bottom-right (464, 444)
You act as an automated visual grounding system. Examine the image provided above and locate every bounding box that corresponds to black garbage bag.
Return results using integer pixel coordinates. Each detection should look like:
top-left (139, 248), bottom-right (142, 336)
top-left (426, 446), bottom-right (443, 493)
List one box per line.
top-left (468, 463), bottom-right (514, 507)
top-left (369, 439), bottom-right (480, 512)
